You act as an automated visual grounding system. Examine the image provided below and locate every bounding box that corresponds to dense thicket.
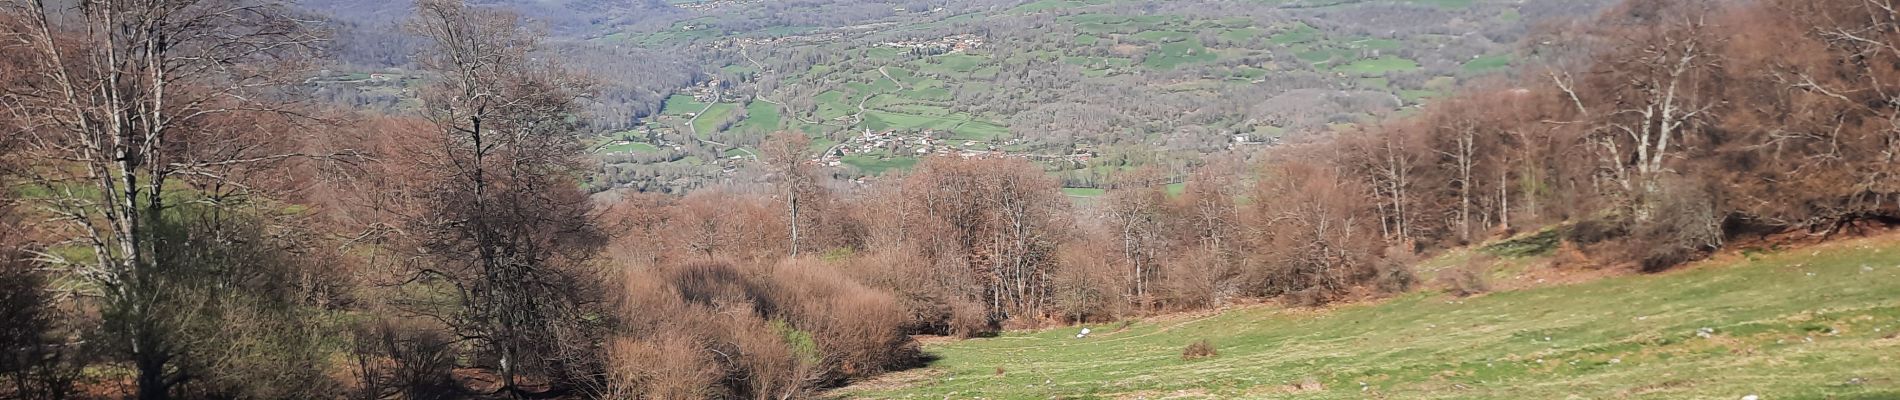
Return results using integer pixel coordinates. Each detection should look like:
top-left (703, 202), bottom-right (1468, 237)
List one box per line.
top-left (1322, 0), bottom-right (1900, 270)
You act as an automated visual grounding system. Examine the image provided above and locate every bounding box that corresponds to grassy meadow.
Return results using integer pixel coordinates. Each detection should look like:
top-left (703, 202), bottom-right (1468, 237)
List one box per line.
top-left (837, 234), bottom-right (1900, 399)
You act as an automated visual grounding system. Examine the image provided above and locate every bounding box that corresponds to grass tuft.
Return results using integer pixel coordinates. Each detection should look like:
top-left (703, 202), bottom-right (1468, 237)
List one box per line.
top-left (1181, 339), bottom-right (1217, 360)
top-left (1481, 228), bottom-right (1563, 258)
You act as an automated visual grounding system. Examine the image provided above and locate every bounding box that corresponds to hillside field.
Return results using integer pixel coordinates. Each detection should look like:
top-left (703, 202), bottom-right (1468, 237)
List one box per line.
top-left (837, 234), bottom-right (1900, 399)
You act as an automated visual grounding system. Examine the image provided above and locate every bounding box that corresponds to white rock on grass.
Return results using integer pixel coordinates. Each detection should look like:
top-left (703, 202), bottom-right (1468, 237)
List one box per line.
top-left (1741, 395), bottom-right (1760, 400)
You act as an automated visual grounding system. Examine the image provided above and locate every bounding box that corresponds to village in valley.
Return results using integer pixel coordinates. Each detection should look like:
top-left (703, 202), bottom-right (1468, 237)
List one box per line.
top-left (875, 33), bottom-right (986, 55)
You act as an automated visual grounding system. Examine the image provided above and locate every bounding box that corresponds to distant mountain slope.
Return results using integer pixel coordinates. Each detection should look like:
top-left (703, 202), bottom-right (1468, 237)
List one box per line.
top-left (296, 0), bottom-right (671, 26)
top-left (576, 0), bottom-right (1617, 191)
top-left (294, 0), bottom-right (1617, 193)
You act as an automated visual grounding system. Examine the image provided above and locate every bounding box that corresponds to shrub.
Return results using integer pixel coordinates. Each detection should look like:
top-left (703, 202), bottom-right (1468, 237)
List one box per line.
top-left (1551, 240), bottom-right (1592, 269)
top-left (1481, 228), bottom-right (1564, 258)
top-left (763, 260), bottom-right (920, 377)
top-left (1437, 257), bottom-right (1492, 297)
top-left (1631, 182), bottom-right (1725, 272)
top-left (348, 319), bottom-right (459, 400)
top-left (1051, 242), bottom-right (1124, 322)
top-left (1246, 161), bottom-right (1387, 304)
top-left (606, 260), bottom-right (919, 398)
top-left (602, 335), bottom-right (720, 399)
top-left (839, 248), bottom-right (988, 337)
top-left (1373, 246), bottom-right (1419, 294)
top-left (1158, 247), bottom-right (1235, 311)
top-left (1182, 339), bottom-right (1218, 360)
top-left (1566, 218), bottom-right (1628, 245)
top-left (0, 249), bottom-right (78, 400)
top-left (948, 299), bottom-right (995, 338)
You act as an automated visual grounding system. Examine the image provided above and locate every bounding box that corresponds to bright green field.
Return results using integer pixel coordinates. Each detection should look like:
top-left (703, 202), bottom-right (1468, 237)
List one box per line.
top-left (837, 235), bottom-right (1900, 399)
top-left (597, 141), bottom-right (660, 154)
top-left (1463, 54), bottom-right (1513, 73)
top-left (1406, 0), bottom-right (1475, 9)
top-left (1060, 187), bottom-right (1107, 197)
top-left (1270, 22), bottom-right (1321, 45)
top-left (662, 94), bottom-right (708, 116)
top-left (1011, 0), bottom-right (1111, 14)
top-left (1335, 56), bottom-right (1420, 75)
top-left (693, 103), bottom-right (739, 138)
top-left (1142, 38), bottom-right (1218, 70)
top-left (730, 100), bottom-right (783, 134)
top-left (842, 154), bottom-right (920, 175)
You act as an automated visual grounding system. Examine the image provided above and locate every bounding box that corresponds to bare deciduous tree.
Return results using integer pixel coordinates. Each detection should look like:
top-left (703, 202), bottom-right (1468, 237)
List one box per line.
top-left (1576, 3), bottom-right (1722, 220)
top-left (400, 0), bottom-right (604, 395)
top-left (1248, 160), bottom-right (1386, 304)
top-left (762, 132), bottom-right (822, 256)
top-left (1102, 171), bottom-right (1166, 309)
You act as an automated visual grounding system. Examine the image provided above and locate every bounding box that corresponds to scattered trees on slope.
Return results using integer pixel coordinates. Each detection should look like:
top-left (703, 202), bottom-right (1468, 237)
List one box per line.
top-left (1310, 0), bottom-right (1900, 272)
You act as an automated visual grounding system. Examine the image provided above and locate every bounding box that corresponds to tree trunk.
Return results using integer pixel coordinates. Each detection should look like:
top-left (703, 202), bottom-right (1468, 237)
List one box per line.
top-left (133, 318), bottom-right (168, 400)
top-left (788, 193), bottom-right (800, 257)
top-left (1499, 169), bottom-right (1510, 230)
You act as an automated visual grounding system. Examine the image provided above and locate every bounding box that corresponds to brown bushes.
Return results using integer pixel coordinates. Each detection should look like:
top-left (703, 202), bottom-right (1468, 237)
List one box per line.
top-left (835, 247), bottom-right (994, 337)
top-left (1248, 161), bottom-right (1392, 303)
top-left (1050, 241), bottom-right (1128, 323)
top-left (1631, 183), bottom-right (1725, 272)
top-left (1437, 261), bottom-right (1492, 298)
top-left (887, 157), bottom-right (1073, 327)
top-left (611, 262), bottom-right (810, 399)
top-left (604, 260), bottom-right (919, 398)
top-left (1155, 248), bottom-right (1232, 311)
top-left (1182, 339), bottom-right (1218, 360)
top-left (766, 260), bottom-right (919, 376)
top-left (602, 335), bottom-right (720, 399)
top-left (0, 229), bottom-right (78, 400)
top-left (946, 300), bottom-right (995, 338)
top-left (348, 319), bottom-right (460, 400)
top-left (1553, 182), bottom-right (1726, 272)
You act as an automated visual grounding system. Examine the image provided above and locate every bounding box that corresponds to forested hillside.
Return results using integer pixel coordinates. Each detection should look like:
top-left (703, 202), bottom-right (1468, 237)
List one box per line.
top-left (1, 0), bottom-right (1897, 399)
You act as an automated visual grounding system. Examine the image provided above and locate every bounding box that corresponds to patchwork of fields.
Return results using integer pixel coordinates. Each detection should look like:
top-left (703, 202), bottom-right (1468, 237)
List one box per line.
top-left (597, 0), bottom-right (1534, 179)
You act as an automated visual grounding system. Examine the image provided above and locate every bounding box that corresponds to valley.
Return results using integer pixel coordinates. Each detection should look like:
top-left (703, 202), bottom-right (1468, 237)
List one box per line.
top-left (6, 0), bottom-right (1894, 398)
